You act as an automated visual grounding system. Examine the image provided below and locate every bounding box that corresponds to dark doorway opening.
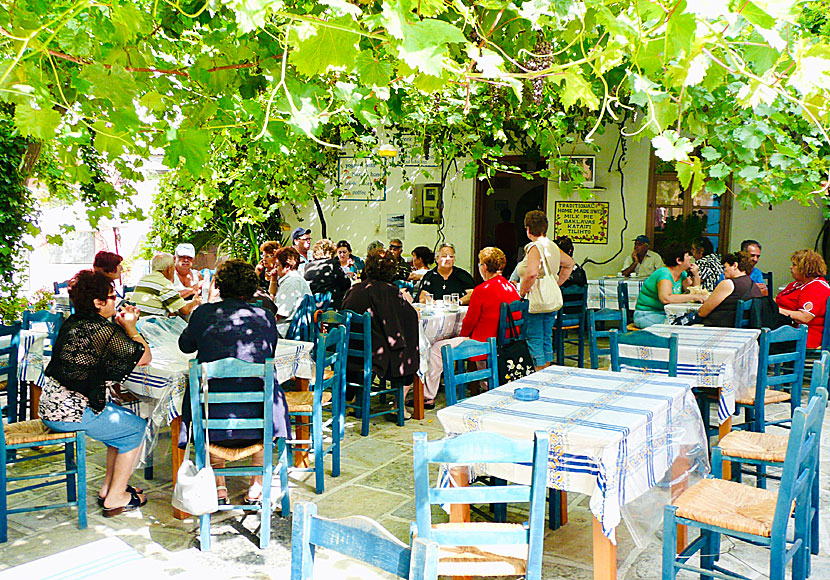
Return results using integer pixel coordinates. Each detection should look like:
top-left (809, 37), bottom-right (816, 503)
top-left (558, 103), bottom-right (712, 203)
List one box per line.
top-left (474, 157), bottom-right (548, 279)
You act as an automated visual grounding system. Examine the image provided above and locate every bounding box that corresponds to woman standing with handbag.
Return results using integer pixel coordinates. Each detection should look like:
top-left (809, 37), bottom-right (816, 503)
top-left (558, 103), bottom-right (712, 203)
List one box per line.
top-left (516, 211), bottom-right (575, 370)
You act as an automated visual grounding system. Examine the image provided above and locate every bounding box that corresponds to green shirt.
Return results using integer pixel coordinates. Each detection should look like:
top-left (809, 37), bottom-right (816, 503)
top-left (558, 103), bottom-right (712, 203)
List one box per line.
top-left (636, 267), bottom-right (687, 312)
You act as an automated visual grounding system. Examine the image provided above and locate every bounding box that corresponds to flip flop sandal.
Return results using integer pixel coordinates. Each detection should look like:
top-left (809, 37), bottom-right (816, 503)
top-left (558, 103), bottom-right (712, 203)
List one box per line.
top-left (97, 484), bottom-right (144, 507)
top-left (244, 483), bottom-right (263, 505)
top-left (102, 490), bottom-right (147, 518)
top-left (217, 485), bottom-right (229, 506)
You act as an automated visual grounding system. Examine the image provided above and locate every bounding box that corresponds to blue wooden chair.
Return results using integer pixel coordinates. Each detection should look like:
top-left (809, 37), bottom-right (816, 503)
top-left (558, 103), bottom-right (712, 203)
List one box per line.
top-left (285, 327), bottom-right (346, 494)
top-left (412, 430), bottom-right (548, 579)
top-left (313, 291), bottom-right (332, 312)
top-left (22, 309), bottom-right (63, 357)
top-left (734, 299), bottom-right (753, 328)
top-left (342, 310), bottom-right (405, 437)
top-left (285, 293), bottom-right (317, 341)
top-left (555, 285), bottom-right (587, 367)
top-left (762, 270), bottom-right (773, 291)
top-left (441, 337), bottom-right (499, 406)
top-left (291, 502), bottom-right (439, 580)
top-left (496, 300), bottom-right (528, 347)
top-left (188, 355), bottom-right (289, 551)
top-left (616, 280), bottom-right (640, 331)
top-left (314, 309), bottom-right (352, 438)
top-left (609, 330), bottom-right (679, 377)
top-left (662, 388), bottom-right (826, 580)
top-left (804, 295), bottom-right (830, 385)
top-left (1, 323), bottom-right (22, 422)
top-left (53, 280), bottom-right (69, 295)
top-left (587, 308), bottom-right (627, 369)
top-left (735, 325), bottom-right (808, 433)
top-left (393, 280), bottom-right (415, 294)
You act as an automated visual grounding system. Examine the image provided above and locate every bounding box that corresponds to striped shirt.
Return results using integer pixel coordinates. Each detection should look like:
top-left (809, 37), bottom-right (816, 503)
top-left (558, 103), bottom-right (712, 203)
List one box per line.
top-left (132, 272), bottom-right (187, 317)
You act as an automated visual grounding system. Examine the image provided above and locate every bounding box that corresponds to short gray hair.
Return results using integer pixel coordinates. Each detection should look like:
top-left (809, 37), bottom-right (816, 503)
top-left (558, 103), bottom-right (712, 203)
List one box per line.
top-left (151, 252), bottom-right (174, 272)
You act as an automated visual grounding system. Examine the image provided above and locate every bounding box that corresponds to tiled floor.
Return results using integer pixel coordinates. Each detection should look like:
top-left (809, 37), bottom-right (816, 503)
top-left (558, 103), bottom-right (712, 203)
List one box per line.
top-left (2, 374), bottom-right (830, 579)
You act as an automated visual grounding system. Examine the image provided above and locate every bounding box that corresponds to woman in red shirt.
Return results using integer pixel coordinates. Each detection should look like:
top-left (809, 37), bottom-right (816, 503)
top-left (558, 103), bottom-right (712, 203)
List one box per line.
top-left (423, 248), bottom-right (520, 407)
top-left (775, 249), bottom-right (830, 349)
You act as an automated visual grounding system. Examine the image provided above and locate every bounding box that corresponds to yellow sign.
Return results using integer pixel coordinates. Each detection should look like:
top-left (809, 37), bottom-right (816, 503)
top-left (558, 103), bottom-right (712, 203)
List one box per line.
top-left (553, 201), bottom-right (609, 244)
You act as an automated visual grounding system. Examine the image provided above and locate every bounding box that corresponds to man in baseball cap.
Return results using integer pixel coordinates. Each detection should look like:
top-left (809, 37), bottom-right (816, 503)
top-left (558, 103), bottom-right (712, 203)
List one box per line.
top-left (173, 243), bottom-right (204, 299)
top-left (621, 234), bottom-right (663, 278)
top-left (291, 227), bottom-right (312, 272)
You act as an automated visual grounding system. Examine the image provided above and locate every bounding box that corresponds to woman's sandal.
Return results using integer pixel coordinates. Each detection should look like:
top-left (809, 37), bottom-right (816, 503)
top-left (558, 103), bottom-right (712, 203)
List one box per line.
top-left (217, 485), bottom-right (229, 506)
top-left (102, 490), bottom-right (147, 518)
top-left (97, 484), bottom-right (144, 507)
top-left (245, 482), bottom-right (263, 505)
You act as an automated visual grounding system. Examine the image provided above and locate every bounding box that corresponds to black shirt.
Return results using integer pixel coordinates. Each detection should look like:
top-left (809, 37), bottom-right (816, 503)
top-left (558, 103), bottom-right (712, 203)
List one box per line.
top-left (418, 267), bottom-right (476, 300)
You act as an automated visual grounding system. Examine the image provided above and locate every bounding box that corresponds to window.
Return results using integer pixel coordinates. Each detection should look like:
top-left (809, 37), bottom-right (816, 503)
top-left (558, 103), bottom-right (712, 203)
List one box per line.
top-left (646, 153), bottom-right (732, 253)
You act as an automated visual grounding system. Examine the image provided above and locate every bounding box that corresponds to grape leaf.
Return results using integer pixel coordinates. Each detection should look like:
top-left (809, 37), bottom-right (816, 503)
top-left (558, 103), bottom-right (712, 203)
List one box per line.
top-left (15, 102), bottom-right (60, 140)
top-left (666, 7), bottom-right (695, 60)
top-left (677, 156), bottom-right (704, 195)
top-left (559, 69), bottom-right (599, 111)
top-left (290, 19), bottom-right (360, 77)
top-left (396, 19), bottom-right (467, 77)
top-left (164, 129), bottom-right (211, 177)
top-left (355, 51), bottom-right (393, 87)
top-left (740, 2), bottom-right (776, 29)
top-left (652, 130), bottom-right (694, 162)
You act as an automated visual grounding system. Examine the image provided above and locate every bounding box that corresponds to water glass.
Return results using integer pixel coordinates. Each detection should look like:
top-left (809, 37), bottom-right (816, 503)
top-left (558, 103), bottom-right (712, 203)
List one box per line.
top-left (424, 293), bottom-right (434, 306)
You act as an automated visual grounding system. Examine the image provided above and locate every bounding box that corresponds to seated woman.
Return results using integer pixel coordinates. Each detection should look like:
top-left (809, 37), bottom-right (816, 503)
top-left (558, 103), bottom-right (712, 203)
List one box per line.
top-left (41, 270), bottom-right (152, 516)
top-left (409, 246), bottom-right (434, 282)
top-left (304, 238), bottom-right (351, 309)
top-left (697, 251), bottom-right (763, 327)
top-left (424, 247), bottom-right (520, 408)
top-left (554, 236), bottom-right (587, 288)
top-left (341, 251), bottom-right (419, 417)
top-left (178, 259), bottom-right (291, 504)
top-left (335, 240), bottom-right (363, 279)
top-left (776, 249), bottom-right (830, 349)
top-left (270, 247), bottom-right (312, 338)
top-left (93, 251), bottom-right (123, 283)
top-left (255, 240), bottom-right (281, 288)
top-left (634, 243), bottom-right (704, 328)
top-left (417, 243), bottom-right (476, 304)
top-left (691, 237), bottom-right (722, 292)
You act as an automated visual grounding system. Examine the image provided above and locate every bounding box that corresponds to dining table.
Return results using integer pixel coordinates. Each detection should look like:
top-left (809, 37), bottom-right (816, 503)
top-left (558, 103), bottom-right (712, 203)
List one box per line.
top-left (587, 277), bottom-right (644, 310)
top-left (663, 302), bottom-right (702, 324)
top-left (0, 328), bottom-right (48, 421)
top-left (436, 365), bottom-right (709, 580)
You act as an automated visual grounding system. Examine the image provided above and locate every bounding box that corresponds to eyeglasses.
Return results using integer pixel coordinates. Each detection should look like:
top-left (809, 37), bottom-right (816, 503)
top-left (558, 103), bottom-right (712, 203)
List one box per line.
top-left (106, 295), bottom-right (117, 301)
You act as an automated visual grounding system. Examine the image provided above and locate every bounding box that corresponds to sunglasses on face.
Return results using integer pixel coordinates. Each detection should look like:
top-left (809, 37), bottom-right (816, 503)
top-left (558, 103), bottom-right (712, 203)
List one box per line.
top-left (106, 294), bottom-right (117, 301)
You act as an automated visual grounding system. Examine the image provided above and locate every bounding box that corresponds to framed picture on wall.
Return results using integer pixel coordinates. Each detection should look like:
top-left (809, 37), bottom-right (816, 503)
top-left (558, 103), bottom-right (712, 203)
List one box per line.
top-left (559, 155), bottom-right (596, 189)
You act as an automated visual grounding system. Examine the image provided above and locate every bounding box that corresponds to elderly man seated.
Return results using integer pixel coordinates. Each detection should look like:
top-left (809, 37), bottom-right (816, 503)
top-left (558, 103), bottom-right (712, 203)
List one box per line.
top-left (172, 243), bottom-right (204, 299)
top-left (132, 252), bottom-right (201, 319)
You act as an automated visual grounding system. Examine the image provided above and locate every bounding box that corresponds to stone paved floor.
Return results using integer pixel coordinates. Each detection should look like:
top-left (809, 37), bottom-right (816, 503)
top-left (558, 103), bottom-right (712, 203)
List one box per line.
top-left (2, 371), bottom-right (830, 579)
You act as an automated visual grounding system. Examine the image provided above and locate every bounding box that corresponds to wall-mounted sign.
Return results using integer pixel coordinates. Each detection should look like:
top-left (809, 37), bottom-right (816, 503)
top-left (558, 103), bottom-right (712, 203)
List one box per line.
top-left (337, 157), bottom-right (387, 201)
top-left (553, 201), bottom-right (609, 244)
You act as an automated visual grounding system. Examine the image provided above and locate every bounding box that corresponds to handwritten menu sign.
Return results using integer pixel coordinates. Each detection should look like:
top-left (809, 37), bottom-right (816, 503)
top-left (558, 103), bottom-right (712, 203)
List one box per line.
top-left (554, 201), bottom-right (609, 244)
top-left (337, 157), bottom-right (387, 201)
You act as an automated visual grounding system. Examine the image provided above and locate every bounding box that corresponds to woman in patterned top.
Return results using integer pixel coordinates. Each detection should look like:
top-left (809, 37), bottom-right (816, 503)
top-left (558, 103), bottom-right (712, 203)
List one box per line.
top-left (41, 270), bottom-right (152, 517)
top-left (691, 237), bottom-right (722, 292)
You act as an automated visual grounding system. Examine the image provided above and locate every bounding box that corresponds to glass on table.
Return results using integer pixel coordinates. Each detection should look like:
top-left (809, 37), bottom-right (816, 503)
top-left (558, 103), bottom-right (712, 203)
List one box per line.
top-left (424, 293), bottom-right (434, 306)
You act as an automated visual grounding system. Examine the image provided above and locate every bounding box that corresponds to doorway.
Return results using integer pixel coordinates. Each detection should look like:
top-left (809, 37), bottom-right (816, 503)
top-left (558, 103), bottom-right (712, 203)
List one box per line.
top-left (474, 157), bottom-right (548, 279)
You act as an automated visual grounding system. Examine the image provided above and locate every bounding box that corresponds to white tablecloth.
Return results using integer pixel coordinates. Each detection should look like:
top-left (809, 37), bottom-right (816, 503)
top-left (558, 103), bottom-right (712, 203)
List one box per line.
top-left (415, 305), bottom-right (467, 376)
top-left (618, 324), bottom-right (761, 424)
top-left (664, 302), bottom-right (702, 324)
top-left (587, 277), bottom-right (644, 310)
top-left (437, 365), bottom-right (708, 542)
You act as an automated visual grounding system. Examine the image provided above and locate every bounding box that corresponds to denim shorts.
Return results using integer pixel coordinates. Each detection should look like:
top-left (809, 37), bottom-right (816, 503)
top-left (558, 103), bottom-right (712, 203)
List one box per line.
top-left (633, 309), bottom-right (667, 329)
top-left (526, 311), bottom-right (556, 366)
top-left (43, 403), bottom-right (147, 453)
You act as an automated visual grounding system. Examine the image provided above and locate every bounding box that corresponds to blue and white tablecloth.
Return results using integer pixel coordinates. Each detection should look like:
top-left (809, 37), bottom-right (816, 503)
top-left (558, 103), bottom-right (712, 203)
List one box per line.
top-left (664, 302), bottom-right (702, 324)
top-left (617, 324), bottom-right (760, 424)
top-left (437, 365), bottom-right (708, 542)
top-left (415, 305), bottom-right (467, 376)
top-left (587, 277), bottom-right (644, 310)
top-left (0, 329), bottom-right (48, 386)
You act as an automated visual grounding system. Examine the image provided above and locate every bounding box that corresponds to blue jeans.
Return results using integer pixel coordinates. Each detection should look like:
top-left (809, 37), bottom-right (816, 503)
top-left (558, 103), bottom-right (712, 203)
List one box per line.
top-left (633, 310), bottom-right (666, 328)
top-left (43, 403), bottom-right (147, 452)
top-left (526, 311), bottom-right (556, 366)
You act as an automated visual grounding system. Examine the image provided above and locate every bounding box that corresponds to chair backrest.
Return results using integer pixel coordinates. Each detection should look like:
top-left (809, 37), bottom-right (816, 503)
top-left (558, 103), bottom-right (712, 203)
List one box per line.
top-left (762, 270), bottom-right (773, 290)
top-left (771, 388), bottom-right (827, 540)
top-left (497, 300), bottom-right (528, 347)
top-left (341, 310), bottom-right (372, 385)
top-left (393, 280), bottom-right (415, 293)
top-left (808, 350), bottom-right (830, 399)
top-left (187, 356), bottom-right (276, 469)
top-left (21, 310), bottom-right (63, 349)
top-left (53, 280), bottom-right (69, 295)
top-left (0, 322), bottom-right (21, 422)
top-left (616, 280), bottom-right (630, 311)
top-left (609, 330), bottom-right (679, 377)
top-left (441, 338), bottom-right (498, 406)
top-left (312, 326), bottom-right (347, 419)
top-left (291, 502), bottom-right (439, 580)
top-left (818, 296), bottom-right (830, 351)
top-left (412, 430), bottom-right (548, 578)
top-left (286, 293), bottom-right (317, 341)
top-left (557, 285), bottom-right (587, 328)
top-left (314, 292), bottom-right (333, 312)
top-left (315, 309), bottom-right (352, 343)
top-left (757, 324), bottom-right (808, 405)
top-left (587, 308), bottom-right (627, 369)
top-left (734, 299), bottom-right (753, 329)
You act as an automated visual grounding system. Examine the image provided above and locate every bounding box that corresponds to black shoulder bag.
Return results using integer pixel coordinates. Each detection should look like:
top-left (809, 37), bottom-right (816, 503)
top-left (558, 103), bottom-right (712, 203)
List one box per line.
top-left (496, 310), bottom-right (537, 385)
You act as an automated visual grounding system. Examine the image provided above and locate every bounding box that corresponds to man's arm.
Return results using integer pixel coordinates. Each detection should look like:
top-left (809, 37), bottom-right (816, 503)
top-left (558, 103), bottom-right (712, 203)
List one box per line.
top-left (621, 253), bottom-right (637, 277)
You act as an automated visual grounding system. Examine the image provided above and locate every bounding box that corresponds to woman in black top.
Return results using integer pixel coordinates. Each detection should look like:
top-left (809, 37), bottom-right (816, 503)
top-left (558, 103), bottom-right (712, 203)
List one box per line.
top-left (178, 259), bottom-right (290, 504)
top-left (697, 252), bottom-right (763, 327)
top-left (417, 243), bottom-right (476, 304)
top-left (42, 270), bottom-right (152, 516)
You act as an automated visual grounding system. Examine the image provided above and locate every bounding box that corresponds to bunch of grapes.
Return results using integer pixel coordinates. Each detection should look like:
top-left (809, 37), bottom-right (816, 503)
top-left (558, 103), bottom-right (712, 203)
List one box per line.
top-left (526, 39), bottom-right (553, 106)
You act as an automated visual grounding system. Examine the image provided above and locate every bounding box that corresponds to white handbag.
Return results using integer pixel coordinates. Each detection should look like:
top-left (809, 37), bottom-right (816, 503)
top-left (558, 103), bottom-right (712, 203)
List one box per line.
top-left (172, 372), bottom-right (219, 515)
top-left (527, 241), bottom-right (563, 314)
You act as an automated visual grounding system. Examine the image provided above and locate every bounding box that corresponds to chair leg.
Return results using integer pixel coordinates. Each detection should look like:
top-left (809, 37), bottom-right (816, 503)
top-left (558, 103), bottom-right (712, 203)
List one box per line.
top-left (64, 441), bottom-right (77, 502)
top-left (361, 379), bottom-right (372, 437)
top-left (1, 449), bottom-right (7, 543)
top-left (313, 406), bottom-right (324, 494)
top-left (199, 513), bottom-right (211, 551)
top-left (76, 434), bottom-right (87, 530)
top-left (756, 464), bottom-right (767, 489)
top-left (278, 438), bottom-right (290, 517)
top-left (260, 463), bottom-right (273, 549)
top-left (700, 529), bottom-right (716, 580)
top-left (396, 384), bottom-right (404, 427)
top-left (548, 489), bottom-right (561, 530)
top-left (662, 507), bottom-right (678, 580)
top-left (332, 405), bottom-right (341, 480)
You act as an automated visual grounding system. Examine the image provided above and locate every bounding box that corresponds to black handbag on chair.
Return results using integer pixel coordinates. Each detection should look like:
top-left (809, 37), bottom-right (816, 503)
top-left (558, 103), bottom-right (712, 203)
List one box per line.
top-left (497, 311), bottom-right (536, 385)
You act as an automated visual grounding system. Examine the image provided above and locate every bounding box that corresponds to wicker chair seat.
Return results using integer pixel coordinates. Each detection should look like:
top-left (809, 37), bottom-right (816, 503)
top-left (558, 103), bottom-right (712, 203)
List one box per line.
top-left (208, 441), bottom-right (264, 462)
top-left (674, 478), bottom-right (778, 537)
top-left (5, 420), bottom-right (77, 445)
top-left (432, 522), bottom-right (528, 576)
top-left (717, 431), bottom-right (789, 463)
top-left (285, 390), bottom-right (332, 413)
top-left (735, 389), bottom-right (791, 406)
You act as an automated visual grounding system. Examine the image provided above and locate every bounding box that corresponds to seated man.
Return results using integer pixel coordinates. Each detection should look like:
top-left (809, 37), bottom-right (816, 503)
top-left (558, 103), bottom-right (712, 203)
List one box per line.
top-left (132, 252), bottom-right (201, 319)
top-left (388, 238), bottom-right (412, 282)
top-left (171, 243), bottom-right (204, 299)
top-left (621, 235), bottom-right (663, 278)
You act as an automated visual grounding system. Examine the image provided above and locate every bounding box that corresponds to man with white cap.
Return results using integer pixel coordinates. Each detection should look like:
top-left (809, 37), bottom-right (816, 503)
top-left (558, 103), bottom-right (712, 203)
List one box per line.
top-left (172, 243), bottom-right (204, 299)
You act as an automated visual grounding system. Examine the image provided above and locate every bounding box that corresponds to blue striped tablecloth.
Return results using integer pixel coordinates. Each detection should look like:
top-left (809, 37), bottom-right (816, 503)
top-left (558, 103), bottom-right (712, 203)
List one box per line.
top-left (0, 329), bottom-right (48, 386)
top-left (436, 365), bottom-right (708, 542)
top-left (618, 324), bottom-right (760, 424)
top-left (587, 277), bottom-right (644, 310)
